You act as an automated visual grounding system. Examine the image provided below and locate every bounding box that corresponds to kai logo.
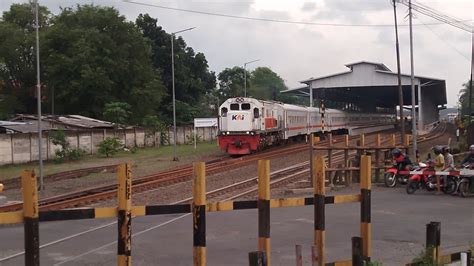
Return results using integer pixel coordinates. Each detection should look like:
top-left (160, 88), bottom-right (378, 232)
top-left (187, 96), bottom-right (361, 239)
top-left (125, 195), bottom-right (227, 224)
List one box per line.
top-left (231, 114), bottom-right (245, 121)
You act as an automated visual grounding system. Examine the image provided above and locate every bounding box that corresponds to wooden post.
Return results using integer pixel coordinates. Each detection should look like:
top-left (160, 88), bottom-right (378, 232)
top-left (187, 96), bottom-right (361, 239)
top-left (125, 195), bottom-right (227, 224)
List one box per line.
top-left (426, 222), bottom-right (441, 264)
top-left (117, 163), bottom-right (132, 266)
top-left (310, 134), bottom-right (315, 187)
top-left (249, 251), bottom-right (267, 266)
top-left (295, 245), bottom-right (302, 266)
top-left (346, 161), bottom-right (353, 187)
top-left (311, 246), bottom-right (317, 266)
top-left (193, 162), bottom-right (206, 266)
top-left (328, 134), bottom-right (333, 179)
top-left (375, 134), bottom-right (381, 183)
top-left (352, 237), bottom-right (363, 266)
top-left (360, 134), bottom-right (365, 147)
top-left (360, 156), bottom-right (372, 261)
top-left (391, 134), bottom-right (396, 147)
top-left (258, 160), bottom-right (271, 266)
top-left (344, 135), bottom-right (349, 186)
top-left (313, 155), bottom-right (325, 266)
top-left (21, 170), bottom-right (39, 266)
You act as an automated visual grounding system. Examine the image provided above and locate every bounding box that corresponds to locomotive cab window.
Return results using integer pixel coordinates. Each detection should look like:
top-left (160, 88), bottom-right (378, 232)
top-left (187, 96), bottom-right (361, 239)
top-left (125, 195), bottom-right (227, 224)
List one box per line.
top-left (253, 108), bottom-right (259, 118)
top-left (241, 103), bottom-right (251, 110)
top-left (221, 107), bottom-right (228, 117)
top-left (230, 104), bottom-right (239, 110)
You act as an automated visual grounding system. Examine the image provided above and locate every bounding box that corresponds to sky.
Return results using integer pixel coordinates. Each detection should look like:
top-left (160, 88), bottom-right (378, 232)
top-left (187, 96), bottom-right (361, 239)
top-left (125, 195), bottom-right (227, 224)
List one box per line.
top-left (1, 0), bottom-right (472, 107)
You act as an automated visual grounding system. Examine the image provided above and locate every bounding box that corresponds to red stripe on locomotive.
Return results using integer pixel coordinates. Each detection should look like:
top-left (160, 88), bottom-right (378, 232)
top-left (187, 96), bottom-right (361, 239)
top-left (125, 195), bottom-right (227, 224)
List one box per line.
top-left (218, 135), bottom-right (260, 155)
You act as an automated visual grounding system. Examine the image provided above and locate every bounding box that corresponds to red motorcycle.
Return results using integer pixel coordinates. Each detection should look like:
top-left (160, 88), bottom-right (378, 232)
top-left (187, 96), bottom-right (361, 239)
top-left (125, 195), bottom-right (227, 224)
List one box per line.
top-left (384, 164), bottom-right (409, 187)
top-left (406, 161), bottom-right (456, 194)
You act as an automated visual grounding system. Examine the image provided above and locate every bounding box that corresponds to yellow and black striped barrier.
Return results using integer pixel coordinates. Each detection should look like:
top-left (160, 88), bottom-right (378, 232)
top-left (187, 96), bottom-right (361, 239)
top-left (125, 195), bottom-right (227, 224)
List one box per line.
top-left (117, 163), bottom-right (132, 266)
top-left (0, 195), bottom-right (362, 225)
top-left (258, 160), bottom-right (271, 266)
top-left (21, 170), bottom-right (39, 266)
top-left (314, 155), bottom-right (326, 266)
top-left (193, 162), bottom-right (206, 266)
top-left (360, 155), bottom-right (372, 262)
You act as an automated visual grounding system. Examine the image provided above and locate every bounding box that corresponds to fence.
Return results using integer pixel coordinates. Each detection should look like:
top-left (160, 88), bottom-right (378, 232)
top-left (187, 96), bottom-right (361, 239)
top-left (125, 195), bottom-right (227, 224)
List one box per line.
top-left (0, 126), bottom-right (218, 165)
top-left (0, 155), bottom-right (372, 265)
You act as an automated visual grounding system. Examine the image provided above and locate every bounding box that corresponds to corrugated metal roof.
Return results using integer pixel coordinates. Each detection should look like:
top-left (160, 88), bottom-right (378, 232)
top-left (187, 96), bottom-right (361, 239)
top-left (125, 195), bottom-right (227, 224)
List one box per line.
top-left (11, 114), bottom-right (115, 129)
top-left (0, 120), bottom-right (53, 133)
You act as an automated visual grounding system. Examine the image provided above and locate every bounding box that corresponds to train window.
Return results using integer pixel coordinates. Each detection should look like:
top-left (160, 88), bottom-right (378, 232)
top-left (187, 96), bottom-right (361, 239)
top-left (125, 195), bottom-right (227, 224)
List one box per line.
top-left (242, 103), bottom-right (251, 110)
top-left (253, 108), bottom-right (259, 118)
top-left (230, 104), bottom-right (239, 110)
top-left (221, 107), bottom-right (228, 117)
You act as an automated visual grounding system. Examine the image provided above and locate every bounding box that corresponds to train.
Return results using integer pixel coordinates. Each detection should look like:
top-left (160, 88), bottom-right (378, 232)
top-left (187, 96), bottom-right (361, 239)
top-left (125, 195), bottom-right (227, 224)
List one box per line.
top-left (217, 97), bottom-right (396, 155)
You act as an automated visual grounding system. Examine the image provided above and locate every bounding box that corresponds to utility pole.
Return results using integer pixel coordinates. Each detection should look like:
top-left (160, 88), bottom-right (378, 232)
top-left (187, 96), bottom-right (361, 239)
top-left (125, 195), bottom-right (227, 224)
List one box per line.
top-left (34, 0), bottom-right (44, 191)
top-left (392, 0), bottom-right (405, 144)
top-left (409, 0), bottom-right (417, 160)
top-left (468, 32), bottom-right (474, 145)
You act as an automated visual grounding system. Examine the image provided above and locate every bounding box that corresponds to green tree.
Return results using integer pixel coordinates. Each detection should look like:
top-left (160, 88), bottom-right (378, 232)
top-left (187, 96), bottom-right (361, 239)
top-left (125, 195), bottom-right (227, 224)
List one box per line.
top-left (217, 66), bottom-right (249, 99)
top-left (458, 80), bottom-right (473, 120)
top-left (42, 5), bottom-right (165, 120)
top-left (103, 102), bottom-right (131, 125)
top-left (0, 3), bottom-right (51, 115)
top-left (136, 14), bottom-right (216, 124)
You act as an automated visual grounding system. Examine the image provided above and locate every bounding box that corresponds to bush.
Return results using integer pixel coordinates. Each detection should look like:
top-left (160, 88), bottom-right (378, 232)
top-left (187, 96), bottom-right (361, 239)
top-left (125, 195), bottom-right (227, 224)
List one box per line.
top-left (185, 132), bottom-right (202, 145)
top-left (411, 246), bottom-right (437, 265)
top-left (98, 137), bottom-right (123, 157)
top-left (50, 130), bottom-right (86, 162)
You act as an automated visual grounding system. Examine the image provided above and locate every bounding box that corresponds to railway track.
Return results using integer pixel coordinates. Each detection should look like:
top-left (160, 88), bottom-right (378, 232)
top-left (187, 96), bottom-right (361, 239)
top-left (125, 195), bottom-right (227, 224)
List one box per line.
top-left (0, 124), bottom-right (446, 212)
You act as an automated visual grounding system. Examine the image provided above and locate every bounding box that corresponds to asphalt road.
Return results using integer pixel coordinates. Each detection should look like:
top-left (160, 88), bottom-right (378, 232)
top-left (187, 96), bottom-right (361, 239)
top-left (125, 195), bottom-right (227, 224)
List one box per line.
top-left (0, 186), bottom-right (472, 266)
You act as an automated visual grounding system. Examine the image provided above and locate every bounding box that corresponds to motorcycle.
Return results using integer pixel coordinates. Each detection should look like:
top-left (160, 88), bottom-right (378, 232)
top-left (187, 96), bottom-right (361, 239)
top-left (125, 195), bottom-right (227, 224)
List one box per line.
top-left (455, 164), bottom-right (473, 197)
top-left (384, 163), bottom-right (409, 187)
top-left (406, 161), bottom-right (456, 194)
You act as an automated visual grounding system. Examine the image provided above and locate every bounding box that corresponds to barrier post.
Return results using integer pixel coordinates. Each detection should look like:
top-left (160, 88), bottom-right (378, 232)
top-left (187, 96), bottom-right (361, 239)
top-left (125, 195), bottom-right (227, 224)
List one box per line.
top-left (313, 155), bottom-right (325, 266)
top-left (344, 135), bottom-right (349, 186)
top-left (193, 162), bottom-right (206, 266)
top-left (310, 134), bottom-right (315, 187)
top-left (360, 134), bottom-right (365, 147)
top-left (249, 251), bottom-right (267, 266)
top-left (295, 245), bottom-right (302, 266)
top-left (352, 236), bottom-right (363, 266)
top-left (426, 222), bottom-right (441, 264)
top-left (117, 163), bottom-right (132, 266)
top-left (360, 155), bottom-right (372, 261)
top-left (21, 170), bottom-right (39, 266)
top-left (391, 134), bottom-right (396, 147)
top-left (375, 134), bottom-right (381, 183)
top-left (258, 159), bottom-right (271, 266)
top-left (328, 134), bottom-right (333, 179)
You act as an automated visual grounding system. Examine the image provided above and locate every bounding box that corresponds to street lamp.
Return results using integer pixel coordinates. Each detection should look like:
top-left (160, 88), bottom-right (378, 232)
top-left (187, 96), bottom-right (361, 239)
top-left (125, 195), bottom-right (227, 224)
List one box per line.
top-left (171, 27), bottom-right (195, 161)
top-left (243, 59), bottom-right (260, 97)
top-left (34, 0), bottom-right (44, 190)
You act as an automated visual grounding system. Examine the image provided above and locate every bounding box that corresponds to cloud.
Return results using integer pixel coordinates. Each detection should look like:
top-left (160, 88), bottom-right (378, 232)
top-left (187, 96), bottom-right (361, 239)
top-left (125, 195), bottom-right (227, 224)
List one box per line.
top-left (0, 0), bottom-right (471, 106)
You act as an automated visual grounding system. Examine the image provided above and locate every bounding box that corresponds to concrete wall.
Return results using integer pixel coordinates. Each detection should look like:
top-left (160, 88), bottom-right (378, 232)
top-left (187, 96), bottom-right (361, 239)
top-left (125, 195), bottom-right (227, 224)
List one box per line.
top-left (0, 126), bottom-right (218, 166)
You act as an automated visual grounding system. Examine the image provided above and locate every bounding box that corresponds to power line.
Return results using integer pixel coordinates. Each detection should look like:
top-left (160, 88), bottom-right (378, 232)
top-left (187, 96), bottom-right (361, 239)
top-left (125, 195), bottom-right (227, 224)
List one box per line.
top-left (123, 0), bottom-right (469, 28)
top-left (399, 0), bottom-right (472, 32)
top-left (416, 16), bottom-right (470, 61)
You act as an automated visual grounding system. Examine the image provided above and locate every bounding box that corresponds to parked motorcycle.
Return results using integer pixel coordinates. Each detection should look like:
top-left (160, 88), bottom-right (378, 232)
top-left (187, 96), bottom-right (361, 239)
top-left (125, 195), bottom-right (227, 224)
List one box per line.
top-left (384, 163), bottom-right (409, 187)
top-left (406, 161), bottom-right (456, 194)
top-left (455, 164), bottom-right (473, 197)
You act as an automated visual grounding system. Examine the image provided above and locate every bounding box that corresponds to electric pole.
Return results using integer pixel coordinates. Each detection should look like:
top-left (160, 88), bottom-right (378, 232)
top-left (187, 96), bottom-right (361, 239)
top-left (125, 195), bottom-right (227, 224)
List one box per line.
top-left (392, 0), bottom-right (405, 144)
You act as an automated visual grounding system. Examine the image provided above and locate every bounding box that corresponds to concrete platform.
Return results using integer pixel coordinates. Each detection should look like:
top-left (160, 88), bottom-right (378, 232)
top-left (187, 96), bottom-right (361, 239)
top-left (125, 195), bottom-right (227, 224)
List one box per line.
top-left (0, 187), bottom-right (472, 266)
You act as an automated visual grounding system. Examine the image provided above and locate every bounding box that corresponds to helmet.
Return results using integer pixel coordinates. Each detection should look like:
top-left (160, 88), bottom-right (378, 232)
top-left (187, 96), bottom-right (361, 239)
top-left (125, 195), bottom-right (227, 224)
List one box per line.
top-left (442, 146), bottom-right (450, 153)
top-left (470, 145), bottom-right (474, 151)
top-left (432, 145), bottom-right (443, 155)
top-left (391, 148), bottom-right (402, 157)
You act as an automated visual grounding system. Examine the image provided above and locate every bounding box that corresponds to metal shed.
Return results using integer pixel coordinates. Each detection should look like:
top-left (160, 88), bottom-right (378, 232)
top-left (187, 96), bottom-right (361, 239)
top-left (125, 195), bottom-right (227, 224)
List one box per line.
top-left (283, 61), bottom-right (447, 130)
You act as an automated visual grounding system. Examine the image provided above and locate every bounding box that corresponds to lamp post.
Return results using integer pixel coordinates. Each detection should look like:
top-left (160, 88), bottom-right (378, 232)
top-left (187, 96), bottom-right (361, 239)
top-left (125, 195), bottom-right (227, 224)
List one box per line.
top-left (243, 59), bottom-right (260, 97)
top-left (34, 0), bottom-right (44, 190)
top-left (171, 27), bottom-right (195, 161)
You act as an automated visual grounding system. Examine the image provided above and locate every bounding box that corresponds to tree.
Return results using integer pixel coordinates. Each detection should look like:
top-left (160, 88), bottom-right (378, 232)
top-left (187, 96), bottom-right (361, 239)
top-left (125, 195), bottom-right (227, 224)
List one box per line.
top-left (458, 80), bottom-right (473, 119)
top-left (42, 5), bottom-right (166, 121)
top-left (217, 66), bottom-right (249, 99)
top-left (136, 14), bottom-right (216, 124)
top-left (0, 3), bottom-right (51, 115)
top-left (103, 102), bottom-right (131, 125)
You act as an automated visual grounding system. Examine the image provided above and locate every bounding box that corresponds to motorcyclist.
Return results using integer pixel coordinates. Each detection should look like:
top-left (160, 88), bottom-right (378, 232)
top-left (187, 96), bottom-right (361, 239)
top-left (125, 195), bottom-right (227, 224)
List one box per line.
top-left (460, 144), bottom-right (474, 166)
top-left (443, 146), bottom-right (454, 170)
top-left (392, 148), bottom-right (411, 171)
top-left (433, 146), bottom-right (445, 172)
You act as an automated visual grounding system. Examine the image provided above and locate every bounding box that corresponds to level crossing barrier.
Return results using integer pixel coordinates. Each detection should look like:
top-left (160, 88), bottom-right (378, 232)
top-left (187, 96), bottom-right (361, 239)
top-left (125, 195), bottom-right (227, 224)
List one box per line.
top-left (0, 156), bottom-right (373, 266)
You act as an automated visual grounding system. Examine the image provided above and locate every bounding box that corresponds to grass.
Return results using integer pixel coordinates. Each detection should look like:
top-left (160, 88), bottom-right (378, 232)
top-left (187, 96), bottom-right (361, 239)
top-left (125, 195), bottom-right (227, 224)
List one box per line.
top-left (0, 141), bottom-right (223, 181)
